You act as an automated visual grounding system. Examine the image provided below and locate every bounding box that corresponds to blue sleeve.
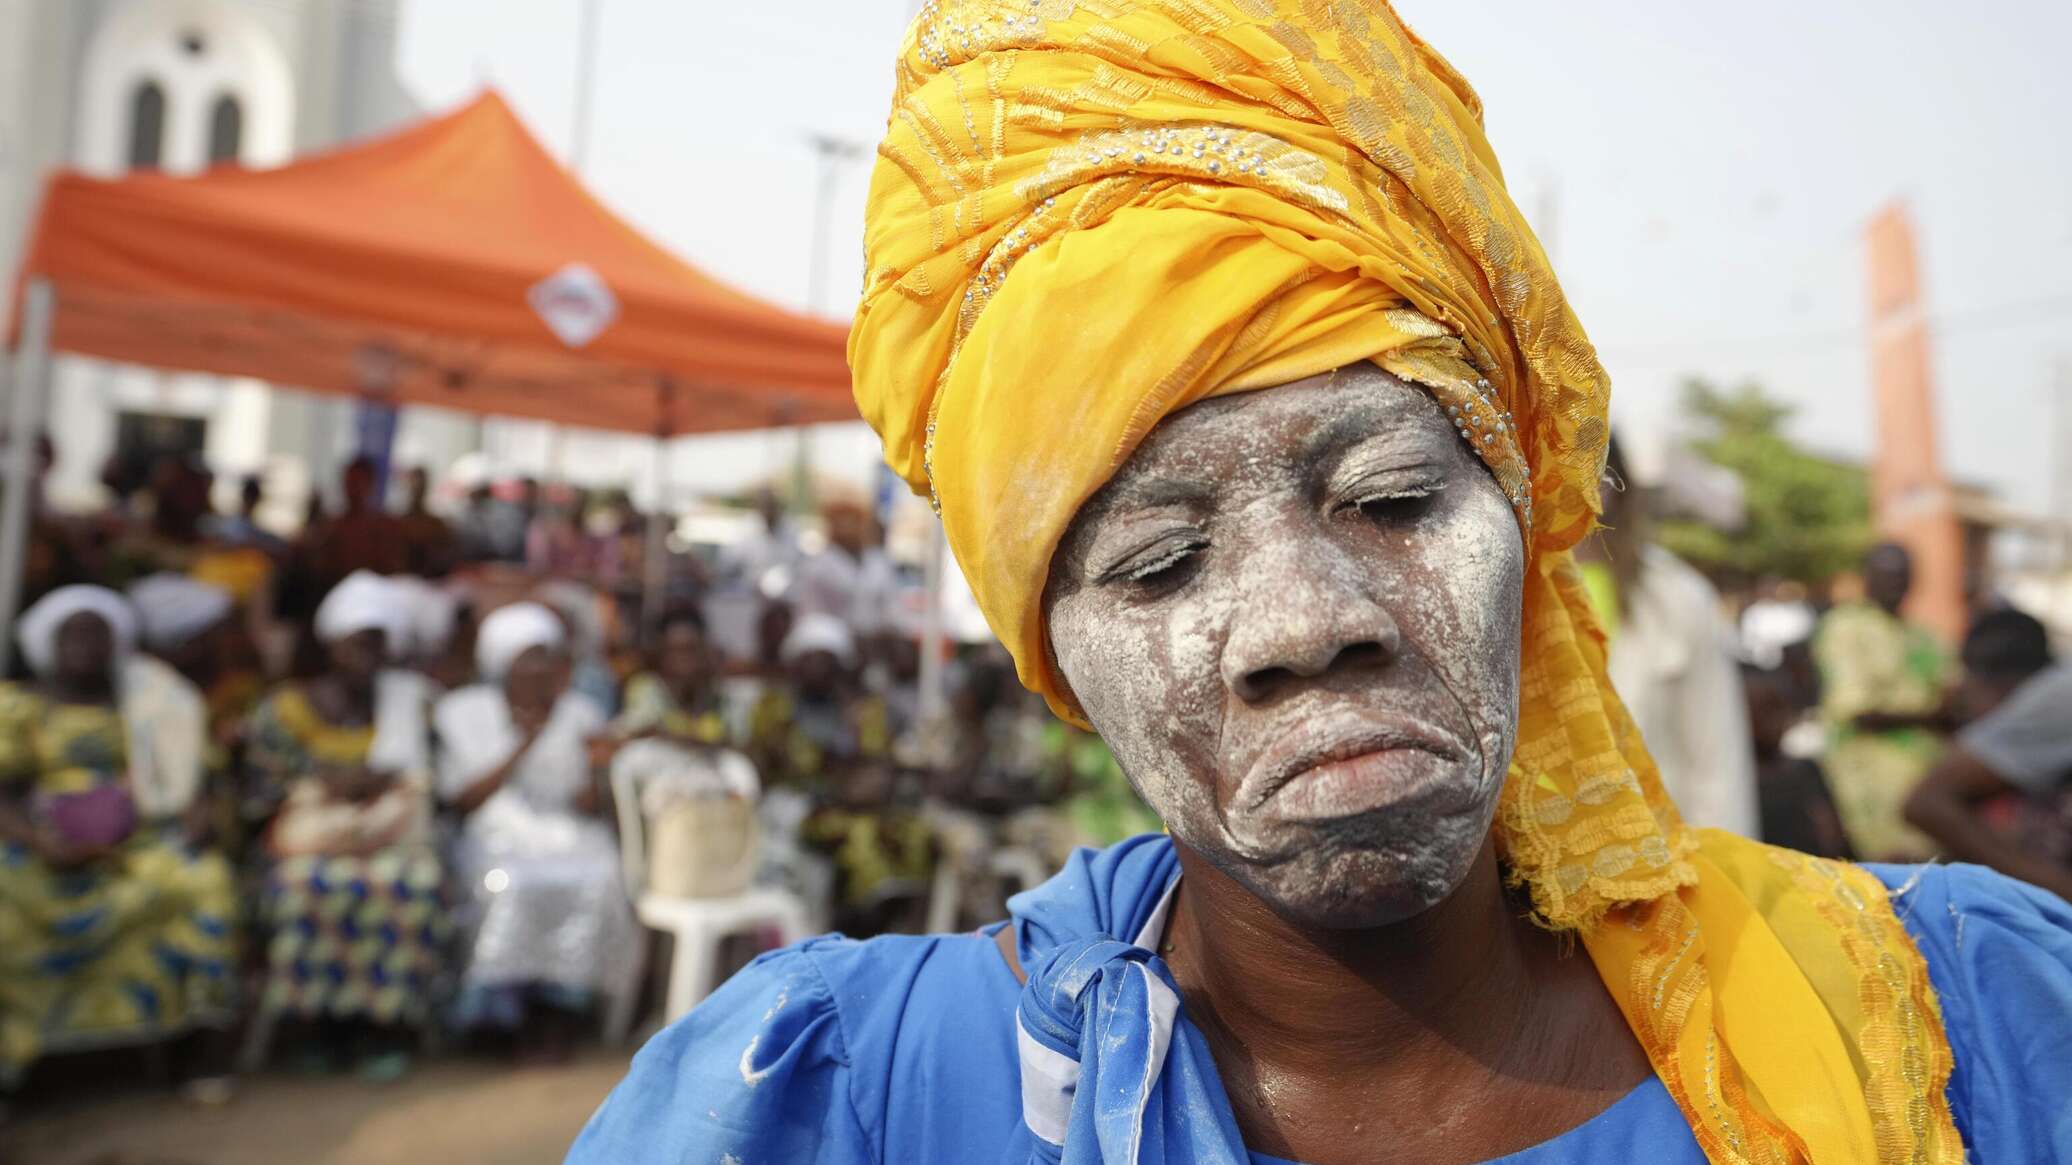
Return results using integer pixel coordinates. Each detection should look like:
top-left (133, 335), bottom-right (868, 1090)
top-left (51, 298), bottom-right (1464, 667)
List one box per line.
top-left (1873, 863), bottom-right (2072, 1161)
top-left (565, 939), bottom-right (876, 1165)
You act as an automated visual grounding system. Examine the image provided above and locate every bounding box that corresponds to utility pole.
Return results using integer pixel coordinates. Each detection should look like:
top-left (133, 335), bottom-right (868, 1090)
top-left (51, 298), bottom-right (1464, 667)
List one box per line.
top-left (794, 133), bottom-right (866, 510)
top-left (543, 0), bottom-right (606, 485)
top-left (804, 132), bottom-right (868, 315)
top-left (571, 0), bottom-right (604, 175)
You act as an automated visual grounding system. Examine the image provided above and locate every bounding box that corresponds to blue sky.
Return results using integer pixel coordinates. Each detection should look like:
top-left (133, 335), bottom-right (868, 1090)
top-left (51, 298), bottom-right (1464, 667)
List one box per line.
top-left (398, 0), bottom-right (2072, 512)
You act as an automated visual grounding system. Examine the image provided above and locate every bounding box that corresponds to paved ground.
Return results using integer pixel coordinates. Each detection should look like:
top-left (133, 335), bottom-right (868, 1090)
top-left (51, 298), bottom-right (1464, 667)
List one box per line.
top-left (0, 1051), bottom-right (630, 1165)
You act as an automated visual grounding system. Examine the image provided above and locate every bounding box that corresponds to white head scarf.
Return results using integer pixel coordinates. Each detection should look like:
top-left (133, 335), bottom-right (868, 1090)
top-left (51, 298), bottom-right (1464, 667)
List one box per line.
top-left (18, 586), bottom-right (137, 677)
top-left (476, 601), bottom-right (566, 681)
top-left (127, 574), bottom-right (234, 651)
top-left (314, 571), bottom-right (409, 648)
top-left (779, 611), bottom-right (858, 667)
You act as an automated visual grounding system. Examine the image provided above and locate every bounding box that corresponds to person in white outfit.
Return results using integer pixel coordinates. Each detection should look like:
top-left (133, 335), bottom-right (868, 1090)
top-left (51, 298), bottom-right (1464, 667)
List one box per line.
top-left (1575, 440), bottom-right (1758, 837)
top-left (435, 602), bottom-right (636, 1056)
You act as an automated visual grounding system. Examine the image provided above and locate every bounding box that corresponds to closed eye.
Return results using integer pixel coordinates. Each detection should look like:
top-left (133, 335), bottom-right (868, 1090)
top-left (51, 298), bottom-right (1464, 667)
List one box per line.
top-left (1340, 480), bottom-right (1443, 524)
top-left (1099, 535), bottom-right (1208, 592)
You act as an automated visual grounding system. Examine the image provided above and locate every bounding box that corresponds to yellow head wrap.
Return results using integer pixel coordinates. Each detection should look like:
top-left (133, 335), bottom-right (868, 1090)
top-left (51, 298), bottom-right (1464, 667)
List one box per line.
top-left (852, 2), bottom-right (1962, 1160)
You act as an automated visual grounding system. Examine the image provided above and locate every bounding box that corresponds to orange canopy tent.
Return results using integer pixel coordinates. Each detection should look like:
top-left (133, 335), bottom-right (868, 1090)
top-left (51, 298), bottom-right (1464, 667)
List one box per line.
top-left (5, 90), bottom-right (855, 435)
top-left (0, 90), bottom-right (859, 667)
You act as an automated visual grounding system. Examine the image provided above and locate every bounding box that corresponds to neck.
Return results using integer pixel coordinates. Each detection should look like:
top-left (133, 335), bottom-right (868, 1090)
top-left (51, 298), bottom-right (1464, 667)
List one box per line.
top-left (47, 673), bottom-right (116, 705)
top-left (1165, 837), bottom-right (1597, 1084)
top-left (338, 673), bottom-right (377, 714)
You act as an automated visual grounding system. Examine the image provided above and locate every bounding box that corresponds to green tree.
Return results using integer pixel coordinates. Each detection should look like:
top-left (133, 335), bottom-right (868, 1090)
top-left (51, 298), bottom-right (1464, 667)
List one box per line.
top-left (1654, 379), bottom-right (1872, 585)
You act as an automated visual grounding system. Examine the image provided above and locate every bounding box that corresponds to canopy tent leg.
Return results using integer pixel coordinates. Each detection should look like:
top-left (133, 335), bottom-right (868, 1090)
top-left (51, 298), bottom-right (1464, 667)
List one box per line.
top-left (643, 435), bottom-right (673, 631)
top-left (0, 280), bottom-right (56, 675)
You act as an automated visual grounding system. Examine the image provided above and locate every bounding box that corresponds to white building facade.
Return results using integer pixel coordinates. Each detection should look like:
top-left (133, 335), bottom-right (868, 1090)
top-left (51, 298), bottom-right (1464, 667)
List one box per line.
top-left (0, 0), bottom-right (444, 516)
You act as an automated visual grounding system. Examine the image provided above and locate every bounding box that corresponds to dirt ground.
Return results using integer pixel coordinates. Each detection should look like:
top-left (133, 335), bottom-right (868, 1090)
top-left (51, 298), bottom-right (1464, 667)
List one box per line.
top-left (0, 1050), bottom-right (631, 1165)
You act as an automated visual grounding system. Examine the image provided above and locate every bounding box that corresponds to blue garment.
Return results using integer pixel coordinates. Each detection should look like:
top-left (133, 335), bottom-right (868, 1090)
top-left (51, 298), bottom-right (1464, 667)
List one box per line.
top-left (568, 837), bottom-right (2072, 1164)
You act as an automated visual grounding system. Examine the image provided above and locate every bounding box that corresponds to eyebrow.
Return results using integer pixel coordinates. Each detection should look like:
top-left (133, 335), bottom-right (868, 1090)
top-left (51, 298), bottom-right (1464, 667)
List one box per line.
top-left (1101, 474), bottom-right (1213, 511)
top-left (1303, 408), bottom-right (1385, 464)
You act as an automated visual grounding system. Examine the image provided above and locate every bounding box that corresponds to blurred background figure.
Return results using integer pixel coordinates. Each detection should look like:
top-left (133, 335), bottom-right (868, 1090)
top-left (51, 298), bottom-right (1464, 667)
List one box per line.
top-left (722, 488), bottom-right (801, 599)
top-left (303, 456), bottom-right (406, 599)
top-left (435, 603), bottom-right (634, 1063)
top-left (1739, 576), bottom-right (1818, 671)
top-left (614, 607), bottom-right (730, 753)
top-left (1576, 437), bottom-right (1758, 836)
top-left (395, 466), bottom-right (457, 580)
top-left (0, 587), bottom-right (235, 1103)
top-left (791, 497), bottom-right (895, 639)
top-left (525, 486), bottom-right (590, 579)
top-left (243, 572), bottom-right (445, 1083)
top-left (746, 613), bottom-right (886, 797)
top-left (1814, 542), bottom-right (1953, 860)
top-left (1743, 663), bottom-right (1855, 859)
top-left (206, 474), bottom-right (288, 560)
top-left (1905, 609), bottom-right (2072, 901)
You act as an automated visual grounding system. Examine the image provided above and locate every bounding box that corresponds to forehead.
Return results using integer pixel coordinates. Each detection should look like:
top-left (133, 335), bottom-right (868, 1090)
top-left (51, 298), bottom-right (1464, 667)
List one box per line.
top-left (58, 610), bottom-right (112, 636)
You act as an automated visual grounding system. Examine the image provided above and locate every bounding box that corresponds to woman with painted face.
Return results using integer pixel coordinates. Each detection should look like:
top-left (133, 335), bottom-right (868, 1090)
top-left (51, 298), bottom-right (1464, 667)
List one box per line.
top-left (0, 587), bottom-right (236, 1099)
top-left (436, 602), bottom-right (636, 1058)
top-left (244, 572), bottom-right (446, 1080)
top-left (571, 3), bottom-right (2072, 1162)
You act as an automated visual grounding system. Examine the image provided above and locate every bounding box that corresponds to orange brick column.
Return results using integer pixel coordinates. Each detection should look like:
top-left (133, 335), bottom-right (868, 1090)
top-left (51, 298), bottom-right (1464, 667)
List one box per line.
top-left (1864, 202), bottom-right (1967, 643)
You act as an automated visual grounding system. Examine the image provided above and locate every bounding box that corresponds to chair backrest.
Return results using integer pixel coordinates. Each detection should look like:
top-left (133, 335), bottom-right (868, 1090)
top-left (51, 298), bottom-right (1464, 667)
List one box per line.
top-left (610, 741), bottom-right (762, 901)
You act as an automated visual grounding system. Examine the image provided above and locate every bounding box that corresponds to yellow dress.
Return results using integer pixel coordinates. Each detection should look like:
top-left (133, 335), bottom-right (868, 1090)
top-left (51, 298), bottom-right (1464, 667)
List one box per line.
top-left (0, 684), bottom-right (237, 1086)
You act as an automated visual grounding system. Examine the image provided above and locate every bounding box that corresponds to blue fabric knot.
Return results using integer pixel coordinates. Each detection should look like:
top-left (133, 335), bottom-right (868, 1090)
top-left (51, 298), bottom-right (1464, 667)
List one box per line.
top-left (1014, 936), bottom-right (1247, 1165)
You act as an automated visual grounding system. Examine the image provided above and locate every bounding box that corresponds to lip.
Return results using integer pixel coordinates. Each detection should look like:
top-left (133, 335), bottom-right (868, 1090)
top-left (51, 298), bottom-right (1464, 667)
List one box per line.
top-left (1236, 712), bottom-right (1468, 820)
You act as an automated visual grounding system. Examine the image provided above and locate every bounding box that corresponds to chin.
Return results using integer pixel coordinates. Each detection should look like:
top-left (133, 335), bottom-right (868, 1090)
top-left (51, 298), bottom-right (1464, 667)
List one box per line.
top-left (1216, 806), bottom-right (1494, 930)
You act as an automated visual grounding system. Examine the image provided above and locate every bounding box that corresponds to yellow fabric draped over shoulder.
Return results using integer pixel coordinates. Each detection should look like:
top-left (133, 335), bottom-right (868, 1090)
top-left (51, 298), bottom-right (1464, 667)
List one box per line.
top-left (849, 2), bottom-right (1963, 1160)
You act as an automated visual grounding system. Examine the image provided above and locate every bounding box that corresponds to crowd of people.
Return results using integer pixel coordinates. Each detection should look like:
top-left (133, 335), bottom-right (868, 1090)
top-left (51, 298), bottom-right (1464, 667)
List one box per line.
top-left (1576, 436), bottom-right (2069, 887)
top-left (0, 448), bottom-right (1153, 1115)
top-left (1, 432), bottom-right (2066, 1129)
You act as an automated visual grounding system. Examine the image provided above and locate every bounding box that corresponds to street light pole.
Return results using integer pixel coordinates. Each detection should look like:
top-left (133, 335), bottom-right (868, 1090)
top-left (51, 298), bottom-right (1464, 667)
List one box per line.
top-left (571, 0), bottom-right (604, 175)
top-left (542, 0), bottom-right (607, 486)
top-left (793, 133), bottom-right (866, 509)
top-left (804, 132), bottom-right (867, 316)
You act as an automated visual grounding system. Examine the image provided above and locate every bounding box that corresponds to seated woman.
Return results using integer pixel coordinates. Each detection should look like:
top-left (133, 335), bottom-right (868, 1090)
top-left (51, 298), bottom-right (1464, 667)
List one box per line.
top-left (0, 587), bottom-right (236, 1099)
top-left (572, 4), bottom-right (2072, 1162)
top-left (744, 613), bottom-right (892, 798)
top-left (244, 572), bottom-right (446, 1081)
top-left (437, 602), bottom-right (635, 1059)
top-left (610, 605), bottom-right (758, 848)
top-left (615, 607), bottom-right (736, 755)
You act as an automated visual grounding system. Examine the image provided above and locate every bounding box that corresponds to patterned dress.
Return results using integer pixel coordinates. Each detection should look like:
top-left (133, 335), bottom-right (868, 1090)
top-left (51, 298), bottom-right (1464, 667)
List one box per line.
top-left (1814, 602), bottom-right (1952, 860)
top-left (617, 673), bottom-right (730, 746)
top-left (246, 687), bottom-right (448, 1027)
top-left (0, 686), bottom-right (236, 1087)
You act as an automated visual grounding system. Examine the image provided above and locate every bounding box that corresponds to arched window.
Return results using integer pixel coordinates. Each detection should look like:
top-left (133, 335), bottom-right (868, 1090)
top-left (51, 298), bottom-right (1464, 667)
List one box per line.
top-left (127, 79), bottom-right (166, 169)
top-left (207, 94), bottom-right (243, 164)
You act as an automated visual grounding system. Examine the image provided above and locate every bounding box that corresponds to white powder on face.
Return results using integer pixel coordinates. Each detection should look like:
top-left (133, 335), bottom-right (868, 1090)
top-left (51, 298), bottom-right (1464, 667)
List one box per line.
top-left (1047, 367), bottom-right (1524, 926)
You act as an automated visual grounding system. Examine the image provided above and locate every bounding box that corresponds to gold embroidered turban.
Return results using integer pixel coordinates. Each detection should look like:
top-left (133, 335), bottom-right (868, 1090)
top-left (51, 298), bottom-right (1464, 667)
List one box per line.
top-left (850, 4), bottom-right (1962, 1160)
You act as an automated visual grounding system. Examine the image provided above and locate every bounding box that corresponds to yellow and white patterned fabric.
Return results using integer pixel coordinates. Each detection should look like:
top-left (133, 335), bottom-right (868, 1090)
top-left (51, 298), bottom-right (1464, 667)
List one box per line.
top-left (849, 2), bottom-right (1964, 1160)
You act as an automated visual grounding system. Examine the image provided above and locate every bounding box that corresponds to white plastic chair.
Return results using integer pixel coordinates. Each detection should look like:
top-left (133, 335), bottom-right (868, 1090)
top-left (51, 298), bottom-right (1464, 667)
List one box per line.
top-left (611, 746), bottom-right (813, 1024)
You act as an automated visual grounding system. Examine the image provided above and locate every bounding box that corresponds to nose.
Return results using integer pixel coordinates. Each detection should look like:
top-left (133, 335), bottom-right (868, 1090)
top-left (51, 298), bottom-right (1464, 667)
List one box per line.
top-left (1219, 544), bottom-right (1402, 704)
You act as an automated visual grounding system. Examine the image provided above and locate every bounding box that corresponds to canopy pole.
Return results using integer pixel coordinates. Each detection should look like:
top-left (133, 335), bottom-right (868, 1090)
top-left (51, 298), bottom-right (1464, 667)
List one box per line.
top-left (0, 280), bottom-right (56, 675)
top-left (918, 510), bottom-right (948, 725)
top-left (643, 380), bottom-right (677, 634)
top-left (644, 436), bottom-right (671, 630)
